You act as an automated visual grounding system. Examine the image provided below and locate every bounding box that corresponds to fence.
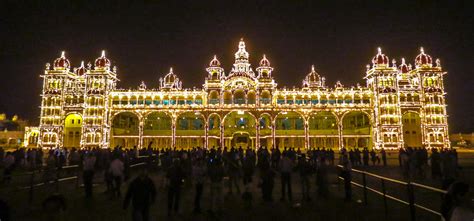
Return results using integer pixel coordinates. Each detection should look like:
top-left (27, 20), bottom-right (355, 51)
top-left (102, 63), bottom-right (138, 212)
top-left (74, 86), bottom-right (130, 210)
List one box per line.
top-left (336, 165), bottom-right (447, 221)
top-left (0, 155), bottom-right (155, 204)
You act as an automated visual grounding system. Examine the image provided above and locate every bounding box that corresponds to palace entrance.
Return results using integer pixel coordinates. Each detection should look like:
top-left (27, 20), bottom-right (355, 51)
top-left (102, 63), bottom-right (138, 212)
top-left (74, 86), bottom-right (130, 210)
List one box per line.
top-left (63, 113), bottom-right (82, 148)
top-left (231, 132), bottom-right (252, 149)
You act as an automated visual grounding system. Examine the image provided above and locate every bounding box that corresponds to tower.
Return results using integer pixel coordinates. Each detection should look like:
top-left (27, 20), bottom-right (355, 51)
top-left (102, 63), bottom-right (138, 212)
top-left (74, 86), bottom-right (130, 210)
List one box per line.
top-left (82, 51), bottom-right (118, 148)
top-left (413, 48), bottom-right (449, 148)
top-left (39, 52), bottom-right (74, 148)
top-left (366, 48), bottom-right (404, 149)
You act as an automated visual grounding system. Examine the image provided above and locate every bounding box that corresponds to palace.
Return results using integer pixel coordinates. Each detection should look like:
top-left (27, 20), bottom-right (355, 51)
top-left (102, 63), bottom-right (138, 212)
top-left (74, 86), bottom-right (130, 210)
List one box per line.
top-left (33, 39), bottom-right (450, 150)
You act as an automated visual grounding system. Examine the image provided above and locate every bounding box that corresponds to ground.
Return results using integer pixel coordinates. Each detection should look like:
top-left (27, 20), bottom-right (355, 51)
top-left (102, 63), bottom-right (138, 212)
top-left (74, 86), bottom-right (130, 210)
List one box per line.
top-left (1, 149), bottom-right (473, 221)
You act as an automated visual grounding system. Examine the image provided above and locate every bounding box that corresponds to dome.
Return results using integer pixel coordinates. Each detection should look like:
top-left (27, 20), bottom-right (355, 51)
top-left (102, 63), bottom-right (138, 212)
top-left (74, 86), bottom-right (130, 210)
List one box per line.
top-left (371, 47), bottom-right (389, 65)
top-left (95, 50), bottom-right (111, 69)
top-left (259, 54), bottom-right (270, 67)
top-left (303, 65), bottom-right (324, 88)
top-left (53, 51), bottom-right (70, 70)
top-left (160, 67), bottom-right (182, 90)
top-left (209, 55), bottom-right (221, 67)
top-left (306, 65), bottom-right (321, 82)
top-left (415, 47), bottom-right (432, 67)
top-left (75, 61), bottom-right (87, 76)
top-left (398, 58), bottom-right (410, 73)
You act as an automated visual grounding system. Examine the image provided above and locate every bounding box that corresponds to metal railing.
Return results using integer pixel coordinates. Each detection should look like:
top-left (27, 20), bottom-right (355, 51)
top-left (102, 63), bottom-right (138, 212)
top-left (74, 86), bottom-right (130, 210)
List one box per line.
top-left (0, 156), bottom-right (154, 204)
top-left (337, 165), bottom-right (447, 221)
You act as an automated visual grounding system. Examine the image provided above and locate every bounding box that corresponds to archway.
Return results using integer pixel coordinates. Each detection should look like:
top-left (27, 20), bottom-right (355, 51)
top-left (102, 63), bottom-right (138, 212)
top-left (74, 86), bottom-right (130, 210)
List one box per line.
top-left (233, 89), bottom-right (246, 104)
top-left (258, 113), bottom-right (272, 148)
top-left (63, 113), bottom-right (82, 148)
top-left (342, 111), bottom-right (372, 149)
top-left (402, 112), bottom-right (422, 148)
top-left (143, 112), bottom-right (172, 149)
top-left (275, 111), bottom-right (305, 149)
top-left (223, 111), bottom-right (256, 150)
top-left (176, 112), bottom-right (205, 149)
top-left (111, 112), bottom-right (139, 148)
top-left (308, 111), bottom-right (339, 149)
top-left (208, 114), bottom-right (221, 149)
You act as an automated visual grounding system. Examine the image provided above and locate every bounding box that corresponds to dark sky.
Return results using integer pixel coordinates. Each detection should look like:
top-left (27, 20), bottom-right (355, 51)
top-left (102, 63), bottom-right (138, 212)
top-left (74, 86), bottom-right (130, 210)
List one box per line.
top-left (0, 0), bottom-right (472, 133)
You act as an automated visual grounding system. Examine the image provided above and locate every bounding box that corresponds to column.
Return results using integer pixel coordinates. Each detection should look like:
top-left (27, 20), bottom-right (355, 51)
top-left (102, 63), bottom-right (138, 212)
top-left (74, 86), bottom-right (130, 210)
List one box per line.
top-left (138, 121), bottom-right (144, 148)
top-left (256, 122), bottom-right (260, 150)
top-left (338, 122), bottom-right (343, 149)
top-left (271, 121), bottom-right (276, 149)
top-left (204, 121), bottom-right (209, 149)
top-left (304, 120), bottom-right (309, 149)
top-left (220, 124), bottom-right (224, 148)
top-left (172, 119), bottom-right (176, 148)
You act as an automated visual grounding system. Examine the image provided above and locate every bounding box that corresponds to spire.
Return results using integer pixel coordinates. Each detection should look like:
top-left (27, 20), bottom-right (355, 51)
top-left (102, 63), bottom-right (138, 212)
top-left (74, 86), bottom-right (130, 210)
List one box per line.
top-left (311, 65), bottom-right (315, 72)
top-left (420, 47), bottom-right (424, 54)
top-left (233, 38), bottom-right (251, 73)
top-left (101, 50), bottom-right (106, 57)
top-left (61, 51), bottom-right (65, 58)
top-left (401, 58), bottom-right (406, 64)
top-left (377, 47), bottom-right (382, 54)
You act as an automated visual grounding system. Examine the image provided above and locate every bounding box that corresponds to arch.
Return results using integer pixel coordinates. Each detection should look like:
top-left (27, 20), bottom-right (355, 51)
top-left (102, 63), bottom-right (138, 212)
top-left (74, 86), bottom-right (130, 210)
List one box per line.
top-left (233, 89), bottom-right (246, 104)
top-left (223, 111), bottom-right (257, 149)
top-left (247, 90), bottom-right (256, 104)
top-left (112, 112), bottom-right (139, 136)
top-left (142, 111), bottom-right (172, 149)
top-left (223, 91), bottom-right (232, 104)
top-left (63, 113), bottom-right (82, 148)
top-left (308, 111), bottom-right (339, 149)
top-left (208, 90), bottom-right (219, 105)
top-left (402, 111), bottom-right (422, 148)
top-left (342, 111), bottom-right (372, 149)
top-left (274, 111), bottom-right (305, 149)
top-left (176, 112), bottom-right (205, 149)
top-left (208, 113), bottom-right (221, 148)
top-left (260, 90), bottom-right (271, 105)
top-left (258, 113), bottom-right (273, 148)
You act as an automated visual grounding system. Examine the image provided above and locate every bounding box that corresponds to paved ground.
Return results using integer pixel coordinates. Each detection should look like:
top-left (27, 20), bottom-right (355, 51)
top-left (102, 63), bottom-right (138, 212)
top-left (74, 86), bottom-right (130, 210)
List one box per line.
top-left (1, 150), bottom-right (473, 221)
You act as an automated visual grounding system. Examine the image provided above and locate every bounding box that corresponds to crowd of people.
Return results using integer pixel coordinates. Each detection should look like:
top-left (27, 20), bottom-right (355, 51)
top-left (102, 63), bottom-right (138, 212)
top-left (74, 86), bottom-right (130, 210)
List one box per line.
top-left (0, 145), bottom-right (470, 221)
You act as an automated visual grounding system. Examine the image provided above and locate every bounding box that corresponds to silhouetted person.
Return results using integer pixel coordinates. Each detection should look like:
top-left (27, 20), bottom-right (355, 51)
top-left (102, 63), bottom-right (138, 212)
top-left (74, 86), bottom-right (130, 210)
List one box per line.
top-left (0, 198), bottom-right (10, 221)
top-left (279, 153), bottom-right (293, 201)
top-left (109, 156), bottom-right (124, 198)
top-left (297, 154), bottom-right (312, 201)
top-left (317, 157), bottom-right (329, 199)
top-left (83, 153), bottom-right (96, 198)
top-left (208, 158), bottom-right (224, 214)
top-left (259, 161), bottom-right (275, 202)
top-left (381, 148), bottom-right (387, 166)
top-left (341, 154), bottom-right (352, 201)
top-left (441, 181), bottom-right (472, 221)
top-left (123, 169), bottom-right (156, 221)
top-left (166, 159), bottom-right (184, 216)
top-left (192, 158), bottom-right (206, 214)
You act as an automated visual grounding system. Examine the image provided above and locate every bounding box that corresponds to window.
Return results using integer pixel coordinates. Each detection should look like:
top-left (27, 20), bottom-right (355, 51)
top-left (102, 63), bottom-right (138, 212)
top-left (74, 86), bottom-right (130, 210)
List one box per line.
top-left (71, 119), bottom-right (75, 124)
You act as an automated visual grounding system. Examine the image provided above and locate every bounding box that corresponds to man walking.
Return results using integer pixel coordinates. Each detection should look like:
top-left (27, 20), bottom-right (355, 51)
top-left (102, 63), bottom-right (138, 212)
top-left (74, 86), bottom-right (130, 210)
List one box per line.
top-left (83, 153), bottom-right (96, 198)
top-left (109, 155), bottom-right (124, 198)
top-left (123, 169), bottom-right (156, 221)
top-left (279, 153), bottom-right (294, 202)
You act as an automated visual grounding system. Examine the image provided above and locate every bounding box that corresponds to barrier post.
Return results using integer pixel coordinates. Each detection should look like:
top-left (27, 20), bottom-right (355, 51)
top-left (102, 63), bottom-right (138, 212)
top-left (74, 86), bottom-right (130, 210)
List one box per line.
top-left (381, 179), bottom-right (388, 216)
top-left (407, 183), bottom-right (416, 221)
top-left (362, 172), bottom-right (368, 205)
top-left (76, 166), bottom-right (80, 188)
top-left (28, 171), bottom-right (34, 204)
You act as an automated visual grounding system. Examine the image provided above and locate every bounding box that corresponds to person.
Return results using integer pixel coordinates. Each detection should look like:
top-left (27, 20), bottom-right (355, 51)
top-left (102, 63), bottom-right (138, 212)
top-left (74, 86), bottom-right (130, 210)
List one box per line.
top-left (208, 157), bottom-right (224, 215)
top-left (2, 152), bottom-right (15, 184)
top-left (0, 198), bottom-right (10, 221)
top-left (279, 153), bottom-right (293, 202)
top-left (316, 157), bottom-right (329, 199)
top-left (340, 153), bottom-right (352, 201)
top-left (83, 153), bottom-right (96, 198)
top-left (259, 160), bottom-right (275, 202)
top-left (123, 169), bottom-right (156, 221)
top-left (166, 159), bottom-right (184, 216)
top-left (381, 148), bottom-right (387, 166)
top-left (192, 158), bottom-right (206, 214)
top-left (297, 154), bottom-right (312, 201)
top-left (441, 181), bottom-right (472, 221)
top-left (109, 156), bottom-right (125, 198)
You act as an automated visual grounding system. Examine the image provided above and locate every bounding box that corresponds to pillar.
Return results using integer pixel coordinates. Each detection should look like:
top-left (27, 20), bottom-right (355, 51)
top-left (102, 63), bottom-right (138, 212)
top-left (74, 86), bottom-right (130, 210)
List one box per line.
top-left (338, 122), bottom-right (343, 149)
top-left (271, 121), bottom-right (276, 149)
top-left (304, 120), bottom-right (309, 149)
top-left (256, 122), bottom-right (260, 150)
top-left (172, 119), bottom-right (176, 148)
top-left (138, 120), bottom-right (144, 148)
top-left (205, 121), bottom-right (209, 149)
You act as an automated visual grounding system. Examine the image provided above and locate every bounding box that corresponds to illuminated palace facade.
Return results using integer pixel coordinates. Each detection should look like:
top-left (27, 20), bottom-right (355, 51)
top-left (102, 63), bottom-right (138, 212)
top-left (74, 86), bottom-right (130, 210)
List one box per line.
top-left (36, 39), bottom-right (450, 150)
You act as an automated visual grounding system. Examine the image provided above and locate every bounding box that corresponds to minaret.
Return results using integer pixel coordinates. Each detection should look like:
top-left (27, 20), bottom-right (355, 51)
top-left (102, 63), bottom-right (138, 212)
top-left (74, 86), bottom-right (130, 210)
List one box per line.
top-left (233, 38), bottom-right (252, 74)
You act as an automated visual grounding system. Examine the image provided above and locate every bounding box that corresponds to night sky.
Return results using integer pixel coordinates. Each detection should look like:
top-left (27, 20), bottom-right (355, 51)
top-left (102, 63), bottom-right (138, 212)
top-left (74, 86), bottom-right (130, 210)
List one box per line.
top-left (0, 0), bottom-right (472, 133)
